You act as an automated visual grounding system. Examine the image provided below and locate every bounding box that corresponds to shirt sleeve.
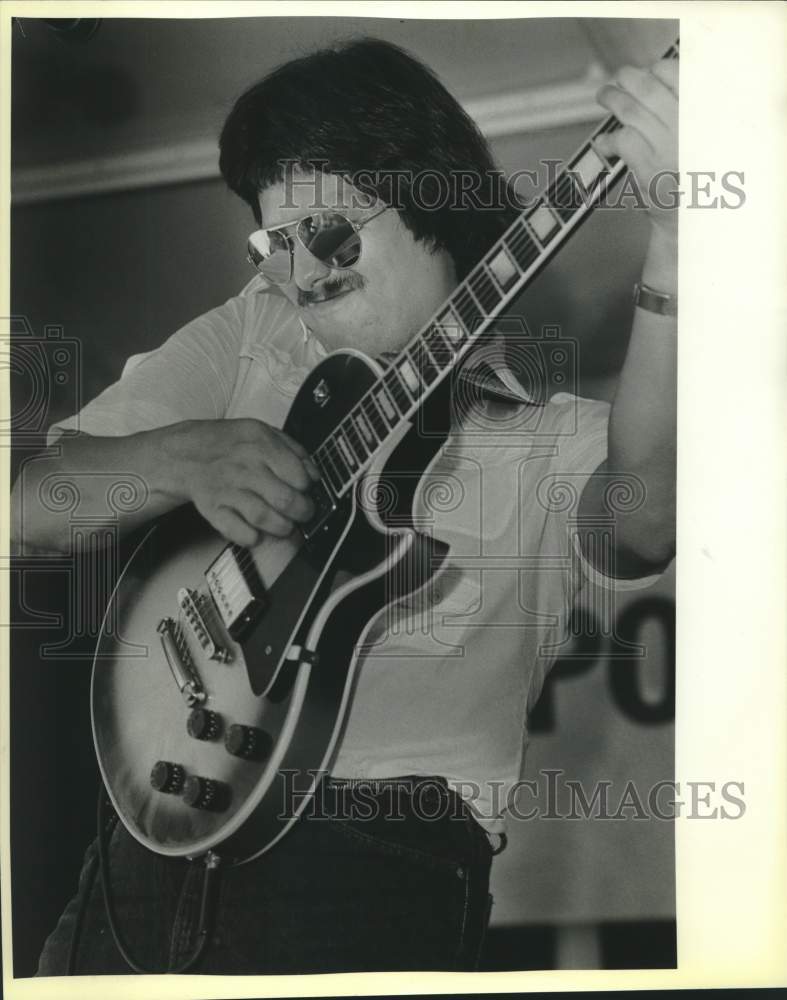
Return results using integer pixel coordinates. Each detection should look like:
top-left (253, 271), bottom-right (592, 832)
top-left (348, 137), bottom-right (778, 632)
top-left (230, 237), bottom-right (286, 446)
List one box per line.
top-left (47, 295), bottom-right (247, 444)
top-left (546, 392), bottom-right (663, 592)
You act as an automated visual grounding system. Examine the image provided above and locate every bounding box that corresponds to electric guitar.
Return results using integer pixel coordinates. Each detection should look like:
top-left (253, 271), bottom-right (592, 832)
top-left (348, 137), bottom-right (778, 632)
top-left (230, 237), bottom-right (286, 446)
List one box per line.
top-left (92, 40), bottom-right (679, 863)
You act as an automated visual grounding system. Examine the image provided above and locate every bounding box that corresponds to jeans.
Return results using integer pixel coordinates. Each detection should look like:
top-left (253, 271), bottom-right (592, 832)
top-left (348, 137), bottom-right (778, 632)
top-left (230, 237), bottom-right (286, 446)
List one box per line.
top-left (37, 776), bottom-right (496, 975)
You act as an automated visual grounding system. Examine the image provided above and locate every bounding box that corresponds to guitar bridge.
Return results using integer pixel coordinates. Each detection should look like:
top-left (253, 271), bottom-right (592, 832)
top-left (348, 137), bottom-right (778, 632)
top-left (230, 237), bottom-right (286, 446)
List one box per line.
top-left (178, 588), bottom-right (231, 663)
top-left (205, 545), bottom-right (267, 641)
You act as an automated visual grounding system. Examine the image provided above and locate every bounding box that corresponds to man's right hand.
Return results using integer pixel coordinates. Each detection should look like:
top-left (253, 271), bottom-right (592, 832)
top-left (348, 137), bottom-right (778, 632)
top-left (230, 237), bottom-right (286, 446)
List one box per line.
top-left (11, 418), bottom-right (321, 555)
top-left (163, 418), bottom-right (320, 547)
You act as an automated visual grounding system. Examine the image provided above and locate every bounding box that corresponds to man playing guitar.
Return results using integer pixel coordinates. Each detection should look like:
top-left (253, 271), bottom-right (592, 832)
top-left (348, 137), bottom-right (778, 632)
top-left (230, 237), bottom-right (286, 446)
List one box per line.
top-left (17, 37), bottom-right (677, 975)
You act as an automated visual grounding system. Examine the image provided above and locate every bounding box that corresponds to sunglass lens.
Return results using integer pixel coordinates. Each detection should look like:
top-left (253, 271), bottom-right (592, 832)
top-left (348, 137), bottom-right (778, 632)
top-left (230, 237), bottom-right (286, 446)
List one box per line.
top-left (247, 230), bottom-right (292, 284)
top-left (300, 213), bottom-right (361, 269)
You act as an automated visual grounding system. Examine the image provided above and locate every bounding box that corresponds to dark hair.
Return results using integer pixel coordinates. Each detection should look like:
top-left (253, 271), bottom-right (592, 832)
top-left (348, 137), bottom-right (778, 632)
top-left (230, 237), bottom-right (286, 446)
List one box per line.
top-left (219, 37), bottom-right (521, 280)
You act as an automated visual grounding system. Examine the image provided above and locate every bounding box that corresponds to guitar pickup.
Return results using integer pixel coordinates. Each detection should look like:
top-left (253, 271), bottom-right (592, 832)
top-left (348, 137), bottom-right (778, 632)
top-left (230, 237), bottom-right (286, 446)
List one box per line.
top-left (178, 588), bottom-right (231, 663)
top-left (205, 545), bottom-right (267, 641)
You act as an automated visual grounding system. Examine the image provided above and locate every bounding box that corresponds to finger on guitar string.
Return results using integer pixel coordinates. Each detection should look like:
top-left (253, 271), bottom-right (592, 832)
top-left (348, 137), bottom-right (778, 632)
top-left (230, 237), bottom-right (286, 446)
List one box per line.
top-left (231, 419), bottom-right (320, 488)
top-left (261, 439), bottom-right (320, 493)
top-left (169, 417), bottom-right (317, 543)
top-left (264, 425), bottom-right (321, 482)
top-left (595, 82), bottom-right (668, 155)
top-left (227, 440), bottom-right (314, 502)
top-left (231, 487), bottom-right (302, 538)
top-left (594, 127), bottom-right (655, 172)
top-left (651, 57), bottom-right (679, 95)
top-left (239, 475), bottom-right (315, 525)
top-left (615, 64), bottom-right (676, 130)
top-left (279, 431), bottom-right (322, 482)
top-left (593, 56), bottom-right (678, 235)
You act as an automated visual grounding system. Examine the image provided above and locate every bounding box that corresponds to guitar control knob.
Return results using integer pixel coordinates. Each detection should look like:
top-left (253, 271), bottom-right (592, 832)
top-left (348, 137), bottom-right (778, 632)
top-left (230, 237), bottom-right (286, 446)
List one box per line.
top-left (225, 723), bottom-right (273, 762)
top-left (187, 708), bottom-right (222, 741)
top-left (182, 775), bottom-right (229, 812)
top-left (150, 760), bottom-right (186, 794)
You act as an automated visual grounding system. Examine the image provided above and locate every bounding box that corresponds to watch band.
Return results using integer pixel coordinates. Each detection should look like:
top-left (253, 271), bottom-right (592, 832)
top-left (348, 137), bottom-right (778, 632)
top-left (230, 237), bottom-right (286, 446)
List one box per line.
top-left (633, 282), bottom-right (678, 317)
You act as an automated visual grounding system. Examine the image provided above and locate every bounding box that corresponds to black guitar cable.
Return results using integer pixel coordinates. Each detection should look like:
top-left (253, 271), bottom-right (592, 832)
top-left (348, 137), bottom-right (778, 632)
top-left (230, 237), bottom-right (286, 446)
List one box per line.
top-left (68, 787), bottom-right (222, 974)
top-left (65, 838), bottom-right (101, 976)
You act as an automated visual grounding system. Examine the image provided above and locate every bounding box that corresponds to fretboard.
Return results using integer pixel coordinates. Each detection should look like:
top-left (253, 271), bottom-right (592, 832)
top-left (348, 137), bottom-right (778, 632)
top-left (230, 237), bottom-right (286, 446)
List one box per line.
top-left (312, 40), bottom-right (679, 500)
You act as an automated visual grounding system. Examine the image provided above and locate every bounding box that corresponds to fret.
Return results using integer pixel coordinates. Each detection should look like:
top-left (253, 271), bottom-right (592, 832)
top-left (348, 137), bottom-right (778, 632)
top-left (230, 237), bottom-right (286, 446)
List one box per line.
top-left (362, 392), bottom-right (390, 438)
top-left (424, 323), bottom-right (455, 369)
top-left (421, 339), bottom-right (442, 372)
top-left (435, 306), bottom-right (467, 350)
top-left (409, 339), bottom-right (439, 385)
top-left (396, 356), bottom-right (423, 397)
top-left (527, 200), bottom-right (562, 246)
top-left (334, 429), bottom-right (359, 471)
top-left (486, 244), bottom-right (521, 293)
top-left (592, 116), bottom-right (622, 167)
top-left (569, 144), bottom-right (607, 198)
top-left (383, 367), bottom-right (412, 415)
top-left (451, 287), bottom-right (483, 335)
top-left (314, 447), bottom-right (343, 495)
top-left (373, 385), bottom-right (398, 426)
top-left (463, 281), bottom-right (486, 314)
top-left (468, 265), bottom-right (502, 312)
top-left (319, 442), bottom-right (349, 491)
top-left (546, 173), bottom-right (583, 224)
top-left (343, 416), bottom-right (368, 463)
top-left (354, 406), bottom-right (379, 450)
top-left (505, 219), bottom-right (540, 272)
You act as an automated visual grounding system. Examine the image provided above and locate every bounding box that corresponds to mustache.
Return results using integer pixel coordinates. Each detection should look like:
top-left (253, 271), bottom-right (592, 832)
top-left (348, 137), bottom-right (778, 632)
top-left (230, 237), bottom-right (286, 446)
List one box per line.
top-left (298, 272), bottom-right (365, 307)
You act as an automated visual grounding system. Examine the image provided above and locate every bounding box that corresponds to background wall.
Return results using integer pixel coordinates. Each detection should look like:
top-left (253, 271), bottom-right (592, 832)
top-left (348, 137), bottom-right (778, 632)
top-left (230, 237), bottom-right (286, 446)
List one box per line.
top-left (8, 14), bottom-right (677, 975)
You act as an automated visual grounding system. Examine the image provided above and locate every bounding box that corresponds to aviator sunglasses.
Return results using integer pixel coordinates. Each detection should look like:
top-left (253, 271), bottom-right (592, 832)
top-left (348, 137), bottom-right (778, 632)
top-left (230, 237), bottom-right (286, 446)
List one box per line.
top-left (246, 205), bottom-right (389, 286)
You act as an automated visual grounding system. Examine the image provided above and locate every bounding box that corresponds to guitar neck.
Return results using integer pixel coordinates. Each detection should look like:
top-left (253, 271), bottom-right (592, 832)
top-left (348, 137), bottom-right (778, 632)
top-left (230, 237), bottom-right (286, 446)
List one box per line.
top-left (311, 40), bottom-right (679, 500)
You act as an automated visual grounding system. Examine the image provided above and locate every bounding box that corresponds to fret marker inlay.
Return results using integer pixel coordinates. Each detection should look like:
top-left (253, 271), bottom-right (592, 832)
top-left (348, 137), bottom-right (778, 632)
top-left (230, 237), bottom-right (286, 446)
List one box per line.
top-left (398, 359), bottom-right (421, 395)
top-left (336, 433), bottom-right (357, 469)
top-left (356, 413), bottom-right (376, 446)
top-left (487, 247), bottom-right (519, 290)
top-left (529, 203), bottom-right (560, 242)
top-left (437, 308), bottom-right (464, 344)
top-left (375, 389), bottom-right (397, 422)
top-left (572, 147), bottom-right (606, 192)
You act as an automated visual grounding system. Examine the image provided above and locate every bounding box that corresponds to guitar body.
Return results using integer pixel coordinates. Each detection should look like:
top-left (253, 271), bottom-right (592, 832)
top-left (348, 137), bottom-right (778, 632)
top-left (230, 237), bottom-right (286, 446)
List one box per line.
top-left (92, 350), bottom-right (450, 862)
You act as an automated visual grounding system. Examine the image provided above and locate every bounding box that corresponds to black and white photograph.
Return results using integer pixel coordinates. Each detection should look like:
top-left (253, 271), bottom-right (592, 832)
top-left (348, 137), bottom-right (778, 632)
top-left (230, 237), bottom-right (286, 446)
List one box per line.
top-left (2, 2), bottom-right (784, 995)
